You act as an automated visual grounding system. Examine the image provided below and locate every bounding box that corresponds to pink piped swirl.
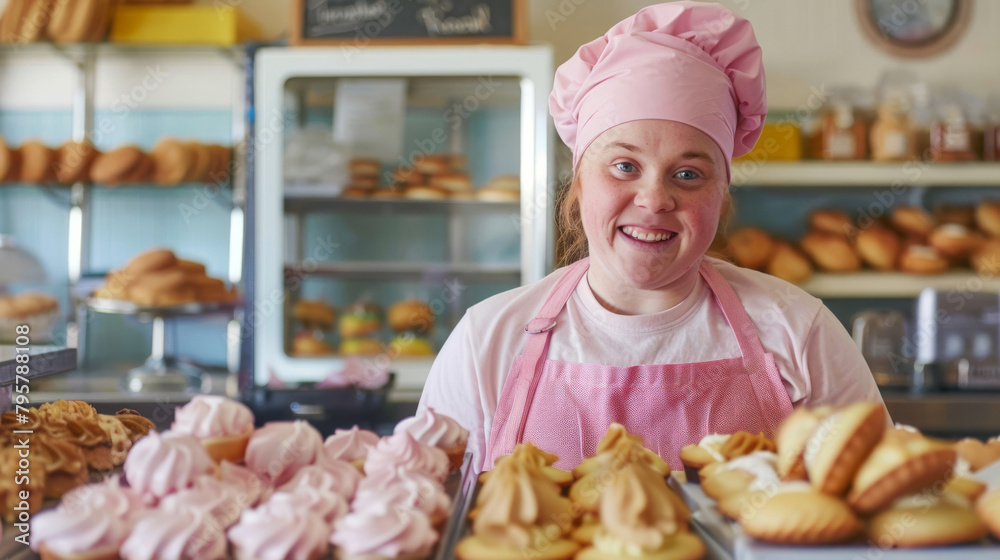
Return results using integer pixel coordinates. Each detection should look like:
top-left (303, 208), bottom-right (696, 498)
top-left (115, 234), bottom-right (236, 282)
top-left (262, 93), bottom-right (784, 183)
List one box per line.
top-left (171, 395), bottom-right (254, 440)
top-left (279, 464), bottom-right (359, 502)
top-left (314, 450), bottom-right (363, 494)
top-left (354, 465), bottom-right (451, 522)
top-left (331, 504), bottom-right (438, 558)
top-left (266, 490), bottom-right (348, 526)
top-left (218, 460), bottom-right (268, 508)
top-left (124, 430), bottom-right (216, 501)
top-left (323, 425), bottom-right (379, 463)
top-left (228, 502), bottom-right (330, 560)
top-left (159, 475), bottom-right (244, 529)
top-left (244, 420), bottom-right (323, 487)
top-left (120, 507), bottom-right (227, 560)
top-left (364, 431), bottom-right (449, 483)
top-left (394, 407), bottom-right (470, 450)
top-left (30, 477), bottom-right (144, 558)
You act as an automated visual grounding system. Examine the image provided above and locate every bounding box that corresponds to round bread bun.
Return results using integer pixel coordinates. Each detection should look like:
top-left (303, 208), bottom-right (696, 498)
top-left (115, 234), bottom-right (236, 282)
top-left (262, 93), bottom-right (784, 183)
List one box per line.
top-left (391, 167), bottom-right (422, 185)
top-left (349, 175), bottom-right (379, 190)
top-left (809, 209), bottom-right (855, 238)
top-left (0, 138), bottom-right (21, 182)
top-left (339, 337), bottom-right (383, 356)
top-left (123, 151), bottom-right (155, 184)
top-left (404, 185), bottom-right (449, 200)
top-left (934, 204), bottom-right (975, 228)
top-left (90, 145), bottom-right (146, 186)
top-left (205, 144), bottom-right (232, 182)
top-left (388, 336), bottom-right (434, 357)
top-left (890, 206), bottom-right (935, 239)
top-left (183, 142), bottom-right (212, 182)
top-left (339, 302), bottom-right (383, 338)
top-left (19, 140), bottom-right (56, 183)
top-left (54, 141), bottom-right (98, 184)
top-left (413, 154), bottom-right (451, 175)
top-left (292, 335), bottom-right (336, 357)
top-left (340, 187), bottom-right (371, 198)
top-left (175, 259), bottom-right (206, 275)
top-left (369, 188), bottom-right (403, 199)
top-left (766, 242), bottom-right (813, 285)
top-left (476, 186), bottom-right (520, 203)
top-left (928, 224), bottom-right (982, 260)
top-left (293, 299), bottom-right (336, 330)
top-left (449, 154), bottom-right (468, 171)
top-left (123, 248), bottom-right (178, 277)
top-left (151, 138), bottom-right (191, 185)
top-left (854, 226), bottom-right (902, 271)
top-left (430, 172), bottom-right (472, 192)
top-left (898, 245), bottom-right (949, 275)
top-left (485, 174), bottom-right (520, 192)
top-left (726, 226), bottom-right (775, 270)
top-left (388, 300), bottom-right (434, 334)
top-left (800, 231), bottom-right (862, 273)
top-left (975, 201), bottom-right (1000, 237)
top-left (349, 158), bottom-right (380, 177)
top-left (971, 239), bottom-right (1000, 278)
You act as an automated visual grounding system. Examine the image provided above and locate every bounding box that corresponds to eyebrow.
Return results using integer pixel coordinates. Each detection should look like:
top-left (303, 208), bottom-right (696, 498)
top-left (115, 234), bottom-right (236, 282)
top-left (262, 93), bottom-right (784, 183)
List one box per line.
top-left (680, 151), bottom-right (716, 165)
top-left (604, 141), bottom-right (643, 153)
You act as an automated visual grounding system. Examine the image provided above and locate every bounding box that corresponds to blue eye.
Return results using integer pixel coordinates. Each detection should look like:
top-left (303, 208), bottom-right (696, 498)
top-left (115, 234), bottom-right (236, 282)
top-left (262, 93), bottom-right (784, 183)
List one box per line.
top-left (615, 162), bottom-right (636, 173)
top-left (675, 170), bottom-right (698, 180)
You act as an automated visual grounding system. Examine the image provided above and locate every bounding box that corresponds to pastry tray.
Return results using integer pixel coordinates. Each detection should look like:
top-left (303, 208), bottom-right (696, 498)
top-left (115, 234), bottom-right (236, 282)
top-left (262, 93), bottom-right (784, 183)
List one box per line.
top-left (85, 297), bottom-right (240, 317)
top-left (670, 467), bottom-right (1000, 560)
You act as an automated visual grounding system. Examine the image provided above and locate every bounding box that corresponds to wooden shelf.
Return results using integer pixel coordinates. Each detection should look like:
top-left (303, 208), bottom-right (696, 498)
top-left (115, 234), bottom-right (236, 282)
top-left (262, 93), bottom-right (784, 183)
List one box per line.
top-left (799, 272), bottom-right (1000, 298)
top-left (731, 161), bottom-right (1000, 188)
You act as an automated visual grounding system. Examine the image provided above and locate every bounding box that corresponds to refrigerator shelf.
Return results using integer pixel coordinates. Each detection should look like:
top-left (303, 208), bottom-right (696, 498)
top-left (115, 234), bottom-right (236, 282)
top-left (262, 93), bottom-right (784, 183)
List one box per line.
top-left (284, 262), bottom-right (521, 282)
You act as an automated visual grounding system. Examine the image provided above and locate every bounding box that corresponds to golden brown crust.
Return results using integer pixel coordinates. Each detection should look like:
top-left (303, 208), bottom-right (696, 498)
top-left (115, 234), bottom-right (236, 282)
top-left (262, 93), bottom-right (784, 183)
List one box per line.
top-left (854, 226), bottom-right (902, 271)
top-left (349, 158), bottom-right (381, 177)
top-left (701, 469), bottom-right (754, 501)
top-left (0, 446), bottom-right (46, 523)
top-left (19, 140), bottom-right (56, 182)
top-left (800, 231), bottom-right (862, 272)
top-left (928, 224), bottom-right (982, 260)
top-left (388, 300), bottom-right (435, 334)
top-left (293, 299), bottom-right (337, 330)
top-left (97, 414), bottom-right (133, 466)
top-left (115, 409), bottom-right (156, 443)
top-left (183, 142), bottom-right (212, 182)
top-left (574, 532), bottom-right (705, 560)
top-left (975, 201), bottom-right (1000, 237)
top-left (292, 336), bottom-right (336, 357)
top-left (151, 137), bottom-right (192, 185)
top-left (765, 242), bottom-right (813, 284)
top-left (934, 204), bottom-right (975, 228)
top-left (977, 488), bottom-right (1000, 540)
top-left (890, 206), bottom-right (935, 239)
top-left (971, 239), bottom-right (1000, 278)
top-left (90, 145), bottom-right (146, 186)
top-left (846, 433), bottom-right (956, 514)
top-left (33, 433), bottom-right (89, 499)
top-left (805, 402), bottom-right (886, 496)
top-left (868, 496), bottom-right (986, 548)
top-left (952, 437), bottom-right (1000, 471)
top-left (945, 476), bottom-right (986, 502)
top-left (898, 245), bottom-right (950, 275)
top-left (809, 209), bottom-right (855, 238)
top-left (720, 432), bottom-right (775, 460)
top-left (455, 535), bottom-right (579, 560)
top-left (739, 491), bottom-right (861, 545)
top-left (775, 407), bottom-right (830, 481)
top-left (726, 227), bottom-right (775, 270)
top-left (0, 138), bottom-right (21, 182)
top-left (54, 141), bottom-right (99, 184)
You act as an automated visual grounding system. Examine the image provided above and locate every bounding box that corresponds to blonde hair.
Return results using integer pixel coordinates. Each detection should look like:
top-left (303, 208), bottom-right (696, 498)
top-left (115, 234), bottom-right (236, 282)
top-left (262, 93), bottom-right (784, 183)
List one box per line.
top-left (555, 172), bottom-right (735, 268)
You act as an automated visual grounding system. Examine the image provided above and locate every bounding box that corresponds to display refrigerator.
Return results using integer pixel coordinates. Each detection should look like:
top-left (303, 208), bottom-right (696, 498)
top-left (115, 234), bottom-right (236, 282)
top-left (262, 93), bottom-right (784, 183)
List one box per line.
top-left (250, 45), bottom-right (555, 407)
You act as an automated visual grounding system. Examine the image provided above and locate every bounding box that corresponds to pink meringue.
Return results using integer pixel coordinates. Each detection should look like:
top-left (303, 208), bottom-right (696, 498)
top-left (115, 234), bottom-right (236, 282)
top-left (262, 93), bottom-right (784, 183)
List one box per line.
top-left (266, 490), bottom-right (348, 526)
top-left (364, 431), bottom-right (449, 483)
top-left (279, 464), bottom-right (359, 502)
top-left (30, 477), bottom-right (144, 558)
top-left (394, 407), bottom-right (469, 451)
top-left (171, 395), bottom-right (254, 439)
top-left (120, 507), bottom-right (227, 560)
top-left (159, 475), bottom-right (244, 530)
top-left (228, 502), bottom-right (330, 560)
top-left (323, 425), bottom-right (379, 464)
top-left (218, 460), bottom-right (269, 508)
top-left (354, 466), bottom-right (451, 524)
top-left (124, 430), bottom-right (216, 501)
top-left (331, 504), bottom-right (438, 559)
top-left (244, 420), bottom-right (323, 487)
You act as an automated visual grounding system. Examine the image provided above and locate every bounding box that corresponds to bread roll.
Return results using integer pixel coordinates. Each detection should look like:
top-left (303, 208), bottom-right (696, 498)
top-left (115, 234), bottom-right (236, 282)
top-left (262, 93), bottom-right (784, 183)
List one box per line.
top-left (726, 226), bottom-right (775, 270)
top-left (766, 242), bottom-right (813, 284)
top-left (349, 158), bottom-right (380, 177)
top-left (476, 187), bottom-right (520, 202)
top-left (19, 140), bottom-right (56, 182)
top-left (934, 204), bottom-right (975, 228)
top-left (0, 138), bottom-right (21, 182)
top-left (54, 142), bottom-right (98, 184)
top-left (971, 239), bottom-right (1000, 278)
top-left (854, 226), bottom-right (902, 271)
top-left (890, 206), bottom-right (935, 239)
top-left (123, 248), bottom-right (178, 277)
top-left (975, 201), bottom-right (1000, 238)
top-left (151, 138), bottom-right (191, 185)
top-left (388, 300), bottom-right (434, 334)
top-left (412, 154), bottom-right (450, 175)
top-left (293, 299), bottom-right (336, 330)
top-left (90, 146), bottom-right (146, 186)
top-left (800, 231), bottom-right (862, 272)
top-left (928, 224), bottom-right (982, 260)
top-left (404, 185), bottom-right (449, 200)
top-left (431, 172), bottom-right (472, 193)
top-left (898, 245), bottom-right (949, 275)
top-left (809, 209), bottom-right (855, 238)
top-left (183, 142), bottom-right (211, 182)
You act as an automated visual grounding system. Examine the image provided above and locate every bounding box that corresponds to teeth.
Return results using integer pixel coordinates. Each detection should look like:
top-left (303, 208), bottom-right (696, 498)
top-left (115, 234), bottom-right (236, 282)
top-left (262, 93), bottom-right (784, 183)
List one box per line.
top-left (622, 226), bottom-right (674, 242)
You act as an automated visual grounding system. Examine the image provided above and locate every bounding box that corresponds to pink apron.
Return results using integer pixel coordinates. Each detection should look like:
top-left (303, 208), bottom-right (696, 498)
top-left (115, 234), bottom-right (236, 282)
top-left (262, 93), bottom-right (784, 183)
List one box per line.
top-left (484, 257), bottom-right (794, 471)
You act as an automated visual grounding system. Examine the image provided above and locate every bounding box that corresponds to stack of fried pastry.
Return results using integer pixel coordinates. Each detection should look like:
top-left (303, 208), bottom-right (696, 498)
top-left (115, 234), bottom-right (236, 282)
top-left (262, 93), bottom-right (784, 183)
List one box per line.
top-left (459, 424), bottom-right (705, 560)
top-left (0, 400), bottom-right (155, 522)
top-left (93, 248), bottom-right (238, 307)
top-left (695, 402), bottom-right (1000, 548)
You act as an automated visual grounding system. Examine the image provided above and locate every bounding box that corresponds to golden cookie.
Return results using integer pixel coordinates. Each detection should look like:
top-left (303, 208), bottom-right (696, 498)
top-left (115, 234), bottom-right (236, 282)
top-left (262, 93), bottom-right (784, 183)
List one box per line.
top-left (945, 476), bottom-right (986, 502)
top-left (775, 406), bottom-right (832, 481)
top-left (575, 532), bottom-right (705, 560)
top-left (868, 493), bottom-right (986, 548)
top-left (953, 437), bottom-right (1000, 471)
top-left (97, 414), bottom-right (132, 466)
top-left (114, 409), bottom-right (156, 443)
top-left (847, 431), bottom-right (956, 515)
top-left (54, 141), bottom-right (98, 184)
top-left (33, 433), bottom-right (88, 499)
top-left (805, 402), bottom-right (886, 496)
top-left (455, 534), bottom-right (579, 560)
top-left (719, 431), bottom-right (775, 460)
top-left (701, 470), bottom-right (755, 501)
top-left (19, 140), bottom-right (56, 182)
top-left (739, 489), bottom-right (861, 545)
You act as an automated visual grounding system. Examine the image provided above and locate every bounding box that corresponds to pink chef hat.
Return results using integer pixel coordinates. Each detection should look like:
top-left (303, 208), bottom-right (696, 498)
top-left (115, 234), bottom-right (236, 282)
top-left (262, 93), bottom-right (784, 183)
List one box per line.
top-left (549, 1), bottom-right (767, 179)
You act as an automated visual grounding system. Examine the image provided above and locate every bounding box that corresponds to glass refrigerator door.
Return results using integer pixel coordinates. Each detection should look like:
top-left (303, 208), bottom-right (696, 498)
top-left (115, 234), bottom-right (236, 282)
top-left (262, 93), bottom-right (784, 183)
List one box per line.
top-left (253, 46), bottom-right (553, 396)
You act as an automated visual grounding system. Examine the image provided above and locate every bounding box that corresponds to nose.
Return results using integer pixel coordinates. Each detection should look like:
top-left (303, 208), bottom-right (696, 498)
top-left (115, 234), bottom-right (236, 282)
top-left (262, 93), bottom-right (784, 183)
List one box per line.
top-left (632, 176), bottom-right (676, 213)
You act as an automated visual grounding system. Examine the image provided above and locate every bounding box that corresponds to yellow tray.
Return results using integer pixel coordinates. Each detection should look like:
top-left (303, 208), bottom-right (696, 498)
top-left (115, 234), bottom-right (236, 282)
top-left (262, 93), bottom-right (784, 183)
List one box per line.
top-left (109, 6), bottom-right (260, 46)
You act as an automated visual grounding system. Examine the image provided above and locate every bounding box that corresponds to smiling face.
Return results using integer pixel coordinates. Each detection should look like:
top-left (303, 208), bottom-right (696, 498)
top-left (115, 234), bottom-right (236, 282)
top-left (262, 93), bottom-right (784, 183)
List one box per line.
top-left (577, 119), bottom-right (729, 313)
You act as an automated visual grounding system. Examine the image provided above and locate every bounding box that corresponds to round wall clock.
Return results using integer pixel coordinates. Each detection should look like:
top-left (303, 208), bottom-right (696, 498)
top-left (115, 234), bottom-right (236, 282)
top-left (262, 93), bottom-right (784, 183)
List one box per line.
top-left (855, 0), bottom-right (972, 58)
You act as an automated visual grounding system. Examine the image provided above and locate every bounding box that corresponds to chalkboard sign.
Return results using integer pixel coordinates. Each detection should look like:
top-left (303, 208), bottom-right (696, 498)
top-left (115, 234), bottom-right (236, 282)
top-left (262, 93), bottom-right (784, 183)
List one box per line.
top-left (291, 0), bottom-right (526, 46)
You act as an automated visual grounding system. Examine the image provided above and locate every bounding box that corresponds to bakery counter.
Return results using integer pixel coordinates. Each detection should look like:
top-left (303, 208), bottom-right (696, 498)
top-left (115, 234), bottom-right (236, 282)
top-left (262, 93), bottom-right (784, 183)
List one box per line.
top-left (883, 392), bottom-right (1000, 439)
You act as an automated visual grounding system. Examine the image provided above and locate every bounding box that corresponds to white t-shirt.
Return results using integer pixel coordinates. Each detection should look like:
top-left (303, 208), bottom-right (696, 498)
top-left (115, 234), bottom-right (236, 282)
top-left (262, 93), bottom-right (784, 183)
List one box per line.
top-left (418, 257), bottom-right (887, 470)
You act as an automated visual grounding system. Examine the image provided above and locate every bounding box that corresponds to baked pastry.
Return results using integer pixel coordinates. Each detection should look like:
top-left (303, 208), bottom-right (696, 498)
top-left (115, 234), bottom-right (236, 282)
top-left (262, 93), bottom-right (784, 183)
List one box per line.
top-left (90, 145), bottom-right (148, 186)
top-left (700, 451), bottom-right (779, 502)
top-left (868, 492), bottom-right (986, 548)
top-left (952, 437), bottom-right (1000, 471)
top-left (171, 395), bottom-right (255, 464)
top-left (804, 402), bottom-right (886, 496)
top-left (244, 420), bottom-right (323, 487)
top-left (944, 475), bottom-right (987, 502)
top-left (975, 200), bottom-right (1000, 237)
top-left (114, 408), bottom-right (156, 443)
top-left (228, 501), bottom-right (330, 560)
top-left (928, 223), bottom-right (981, 260)
top-left (151, 137), bottom-right (191, 185)
top-left (183, 141), bottom-right (212, 182)
top-left (30, 433), bottom-right (87, 499)
top-left (388, 336), bottom-right (434, 357)
top-left (854, 226), bottom-right (902, 271)
top-left (364, 430), bottom-right (450, 483)
top-left (340, 337), bottom-right (383, 356)
top-left (809, 209), bottom-right (855, 238)
top-left (413, 154), bottom-right (452, 174)
top-left (765, 241), bottom-right (813, 284)
top-left (890, 205), bottom-right (935, 239)
top-left (339, 301), bottom-right (383, 338)
top-left (19, 140), bottom-right (56, 182)
top-left (350, 157), bottom-right (381, 177)
top-left (978, 488), bottom-right (1000, 540)
top-left (323, 425), bottom-right (379, 470)
top-left (570, 520), bottom-right (600, 546)
top-left (431, 172), bottom-right (473, 193)
top-left (801, 231), bottom-right (862, 272)
top-left (898, 244), bottom-right (949, 275)
top-left (122, 248), bottom-right (178, 277)
top-left (482, 442), bottom-right (573, 487)
top-left (574, 423), bottom-right (669, 479)
top-left (738, 486), bottom-right (862, 545)
top-left (680, 431), bottom-right (774, 482)
top-left (476, 186), bottom-right (521, 202)
top-left (0, 137), bottom-right (21, 181)
top-left (353, 465), bottom-right (451, 526)
top-left (38, 401), bottom-right (114, 470)
top-left (96, 413), bottom-right (133, 466)
top-left (571, 439), bottom-right (675, 514)
top-left (332, 504), bottom-right (438, 560)
top-left (293, 334), bottom-right (336, 357)
top-left (405, 185), bottom-right (450, 199)
top-left (846, 430), bottom-right (956, 514)
top-left (394, 406), bottom-right (469, 471)
top-left (120, 506), bottom-right (228, 560)
top-left (341, 186), bottom-right (372, 198)
top-left (0, 446), bottom-right (46, 523)
top-left (726, 226), bottom-right (775, 270)
top-left (934, 204), bottom-right (975, 228)
top-left (971, 239), bottom-right (1000, 278)
top-left (388, 299), bottom-right (435, 334)
top-left (54, 141), bottom-right (98, 184)
top-left (124, 430), bottom-right (216, 501)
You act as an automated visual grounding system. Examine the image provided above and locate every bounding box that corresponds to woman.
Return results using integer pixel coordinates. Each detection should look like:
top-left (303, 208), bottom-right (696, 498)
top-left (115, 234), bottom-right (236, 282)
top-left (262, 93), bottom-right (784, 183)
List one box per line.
top-left (419, 1), bottom-right (886, 472)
